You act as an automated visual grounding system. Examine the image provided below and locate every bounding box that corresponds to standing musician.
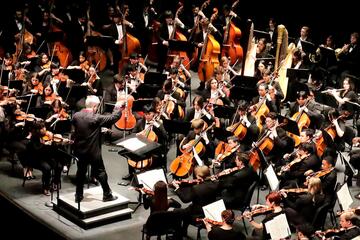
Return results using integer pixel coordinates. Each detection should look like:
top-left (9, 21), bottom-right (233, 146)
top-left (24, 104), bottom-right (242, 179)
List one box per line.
top-left (72, 95), bottom-right (121, 203)
top-left (217, 152), bottom-right (258, 209)
top-left (171, 165), bottom-right (219, 238)
top-left (204, 209), bottom-right (246, 240)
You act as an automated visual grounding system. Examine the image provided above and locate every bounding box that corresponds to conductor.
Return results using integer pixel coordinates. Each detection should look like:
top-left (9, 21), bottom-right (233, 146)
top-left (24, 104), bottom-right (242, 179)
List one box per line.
top-left (72, 95), bottom-right (121, 203)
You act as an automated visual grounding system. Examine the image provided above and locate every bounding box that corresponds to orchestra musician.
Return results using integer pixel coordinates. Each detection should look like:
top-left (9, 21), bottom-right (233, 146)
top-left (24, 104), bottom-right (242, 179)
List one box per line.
top-left (142, 180), bottom-right (181, 214)
top-left (333, 211), bottom-right (360, 239)
top-left (156, 79), bottom-right (185, 120)
top-left (218, 152), bottom-right (258, 209)
top-left (212, 136), bottom-right (240, 169)
top-left (171, 165), bottom-right (219, 238)
top-left (201, 71), bottom-right (231, 105)
top-left (244, 191), bottom-right (285, 240)
top-left (204, 209), bottom-right (246, 240)
top-left (282, 177), bottom-right (325, 227)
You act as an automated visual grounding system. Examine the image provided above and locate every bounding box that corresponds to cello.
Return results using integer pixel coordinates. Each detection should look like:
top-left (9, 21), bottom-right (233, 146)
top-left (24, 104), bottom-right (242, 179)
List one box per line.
top-left (117, 7), bottom-right (141, 73)
top-left (114, 79), bottom-right (137, 130)
top-left (170, 122), bottom-right (215, 177)
top-left (221, 0), bottom-right (243, 65)
top-left (197, 9), bottom-right (220, 83)
top-left (288, 100), bottom-right (311, 146)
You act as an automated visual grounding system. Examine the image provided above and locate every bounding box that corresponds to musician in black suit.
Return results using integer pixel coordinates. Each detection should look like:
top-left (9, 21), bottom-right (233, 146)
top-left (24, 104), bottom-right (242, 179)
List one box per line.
top-left (338, 211), bottom-right (360, 240)
top-left (171, 165), bottom-right (219, 237)
top-left (156, 79), bottom-right (185, 119)
top-left (288, 91), bottom-right (324, 130)
top-left (250, 83), bottom-right (278, 114)
top-left (218, 152), bottom-right (258, 209)
top-left (72, 95), bottom-right (121, 203)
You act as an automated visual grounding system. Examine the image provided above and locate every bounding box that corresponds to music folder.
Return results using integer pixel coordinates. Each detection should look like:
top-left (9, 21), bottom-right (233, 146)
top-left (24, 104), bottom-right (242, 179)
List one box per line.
top-left (113, 133), bottom-right (161, 161)
top-left (276, 115), bottom-right (300, 136)
top-left (86, 35), bottom-right (115, 49)
top-left (300, 40), bottom-right (316, 54)
top-left (168, 39), bottom-right (192, 52)
top-left (163, 119), bottom-right (191, 135)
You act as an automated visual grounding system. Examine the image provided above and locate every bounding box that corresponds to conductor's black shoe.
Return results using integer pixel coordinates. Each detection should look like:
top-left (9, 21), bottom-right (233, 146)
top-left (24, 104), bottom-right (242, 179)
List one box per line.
top-left (122, 174), bottom-right (133, 180)
top-left (75, 195), bottom-right (84, 203)
top-left (103, 194), bottom-right (118, 202)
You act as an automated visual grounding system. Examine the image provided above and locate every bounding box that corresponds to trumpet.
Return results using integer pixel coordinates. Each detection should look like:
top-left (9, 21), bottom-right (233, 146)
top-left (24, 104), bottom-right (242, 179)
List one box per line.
top-left (321, 88), bottom-right (345, 94)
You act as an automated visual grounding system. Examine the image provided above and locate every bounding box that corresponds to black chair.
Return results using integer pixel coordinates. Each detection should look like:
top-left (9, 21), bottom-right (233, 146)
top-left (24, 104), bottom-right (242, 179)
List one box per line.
top-left (327, 182), bottom-right (341, 226)
top-left (312, 202), bottom-right (331, 230)
top-left (142, 209), bottom-right (183, 240)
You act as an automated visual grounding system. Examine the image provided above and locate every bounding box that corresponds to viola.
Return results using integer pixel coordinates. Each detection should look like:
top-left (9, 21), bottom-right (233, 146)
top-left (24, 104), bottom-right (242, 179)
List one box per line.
top-left (42, 131), bottom-right (73, 145)
top-left (15, 111), bottom-right (36, 122)
top-left (130, 187), bottom-right (154, 196)
top-left (170, 122), bottom-right (215, 177)
top-left (280, 188), bottom-right (308, 194)
top-left (315, 228), bottom-right (346, 238)
top-left (197, 9), bottom-right (220, 83)
top-left (277, 153), bottom-right (310, 176)
top-left (171, 178), bottom-right (204, 187)
top-left (32, 82), bottom-right (44, 95)
top-left (210, 165), bottom-right (244, 180)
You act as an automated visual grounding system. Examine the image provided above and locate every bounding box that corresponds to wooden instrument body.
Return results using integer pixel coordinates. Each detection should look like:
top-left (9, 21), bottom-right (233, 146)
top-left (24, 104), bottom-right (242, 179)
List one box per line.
top-left (227, 121), bottom-right (247, 140)
top-left (115, 95), bottom-right (136, 130)
top-left (221, 22), bottom-right (243, 65)
top-left (118, 33), bottom-right (141, 71)
top-left (198, 34), bottom-right (220, 82)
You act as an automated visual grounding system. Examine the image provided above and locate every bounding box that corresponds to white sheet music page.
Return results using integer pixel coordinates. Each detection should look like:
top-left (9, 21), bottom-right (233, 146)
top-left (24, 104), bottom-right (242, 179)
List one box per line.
top-left (264, 165), bottom-right (279, 191)
top-left (116, 137), bottom-right (146, 151)
top-left (202, 199), bottom-right (226, 222)
top-left (337, 183), bottom-right (353, 210)
top-left (136, 169), bottom-right (167, 191)
top-left (264, 213), bottom-right (291, 239)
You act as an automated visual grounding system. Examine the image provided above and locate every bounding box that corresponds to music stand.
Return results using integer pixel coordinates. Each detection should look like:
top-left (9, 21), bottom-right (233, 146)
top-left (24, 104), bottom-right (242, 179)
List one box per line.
top-left (230, 75), bottom-right (258, 102)
top-left (213, 127), bottom-right (233, 142)
top-left (23, 57), bottom-right (38, 72)
top-left (285, 69), bottom-right (310, 102)
top-left (136, 84), bottom-right (161, 98)
top-left (168, 39), bottom-right (192, 52)
top-left (314, 91), bottom-right (338, 113)
top-left (144, 71), bottom-right (167, 86)
top-left (213, 105), bottom-right (236, 120)
top-left (61, 69), bottom-right (86, 84)
top-left (319, 46), bottom-right (337, 68)
top-left (0, 70), bottom-right (10, 86)
top-left (29, 105), bottom-right (52, 120)
top-left (8, 80), bottom-right (24, 93)
top-left (163, 119), bottom-right (191, 135)
top-left (253, 29), bottom-right (271, 43)
top-left (63, 85), bottom-right (87, 110)
top-left (132, 99), bottom-right (153, 112)
top-left (300, 40), bottom-right (316, 54)
top-left (277, 115), bottom-right (300, 136)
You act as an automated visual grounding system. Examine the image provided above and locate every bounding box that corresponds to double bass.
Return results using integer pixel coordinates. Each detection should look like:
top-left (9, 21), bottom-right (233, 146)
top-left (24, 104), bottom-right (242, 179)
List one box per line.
top-left (221, 0), bottom-right (243, 65)
top-left (165, 5), bottom-right (190, 70)
top-left (170, 122), bottom-right (215, 177)
top-left (117, 7), bottom-right (141, 72)
top-left (197, 9), bottom-right (220, 83)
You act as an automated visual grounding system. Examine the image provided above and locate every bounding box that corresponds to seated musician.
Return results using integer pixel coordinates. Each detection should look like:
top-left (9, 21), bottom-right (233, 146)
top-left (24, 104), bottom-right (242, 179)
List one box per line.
top-left (126, 64), bottom-right (144, 96)
top-left (220, 56), bottom-right (240, 83)
top-left (82, 66), bottom-right (102, 95)
top-left (350, 138), bottom-right (360, 190)
top-left (279, 142), bottom-right (320, 189)
top-left (282, 177), bottom-right (325, 227)
top-left (201, 68), bottom-right (231, 105)
top-left (249, 83), bottom-right (278, 115)
top-left (122, 52), bottom-right (148, 77)
top-left (329, 76), bottom-right (358, 118)
top-left (167, 67), bottom-right (190, 97)
top-left (288, 91), bottom-right (324, 130)
top-left (244, 191), bottom-right (285, 240)
top-left (122, 105), bottom-right (168, 180)
top-left (217, 152), bottom-right (258, 209)
top-left (156, 79), bottom-right (185, 120)
top-left (104, 74), bottom-right (128, 104)
top-left (35, 53), bottom-right (51, 77)
top-left (204, 209), bottom-right (246, 240)
top-left (304, 156), bottom-right (336, 202)
top-left (336, 211), bottom-right (360, 239)
top-left (171, 165), bottom-right (219, 238)
top-left (23, 72), bottom-right (43, 99)
top-left (25, 121), bottom-right (71, 195)
top-left (45, 99), bottom-right (70, 125)
top-left (227, 100), bottom-right (259, 151)
top-left (67, 51), bottom-right (90, 73)
top-left (167, 55), bottom-right (191, 81)
top-left (259, 112), bottom-right (294, 165)
top-left (143, 180), bottom-right (181, 214)
top-left (184, 96), bottom-right (207, 122)
top-left (180, 119), bottom-right (214, 165)
top-left (212, 136), bottom-right (240, 169)
top-left (327, 109), bottom-right (355, 151)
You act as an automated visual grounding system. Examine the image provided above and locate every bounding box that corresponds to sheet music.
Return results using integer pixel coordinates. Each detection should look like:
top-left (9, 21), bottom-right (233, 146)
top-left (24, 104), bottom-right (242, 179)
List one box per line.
top-left (136, 169), bottom-right (167, 191)
top-left (264, 213), bottom-right (291, 239)
top-left (337, 183), bottom-right (353, 210)
top-left (116, 137), bottom-right (146, 151)
top-left (202, 199), bottom-right (226, 222)
top-left (264, 165), bottom-right (279, 191)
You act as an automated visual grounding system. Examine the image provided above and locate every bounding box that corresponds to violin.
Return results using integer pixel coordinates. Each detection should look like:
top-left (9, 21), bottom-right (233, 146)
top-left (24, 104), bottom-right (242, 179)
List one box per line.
top-left (304, 167), bottom-right (335, 185)
top-left (171, 178), bottom-right (204, 187)
top-left (280, 188), bottom-right (308, 194)
top-left (277, 153), bottom-right (310, 176)
top-left (337, 207), bottom-right (360, 216)
top-left (315, 228), bottom-right (346, 238)
top-left (130, 187), bottom-right (155, 196)
top-left (196, 218), bottom-right (223, 226)
top-left (244, 206), bottom-right (274, 218)
top-left (210, 165), bottom-right (244, 180)
top-left (15, 111), bottom-right (36, 122)
top-left (79, 60), bottom-right (90, 72)
top-left (42, 131), bottom-right (73, 145)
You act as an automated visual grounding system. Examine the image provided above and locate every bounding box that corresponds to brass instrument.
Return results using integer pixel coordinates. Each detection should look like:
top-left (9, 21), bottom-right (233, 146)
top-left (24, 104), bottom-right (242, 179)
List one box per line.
top-left (335, 44), bottom-right (350, 61)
